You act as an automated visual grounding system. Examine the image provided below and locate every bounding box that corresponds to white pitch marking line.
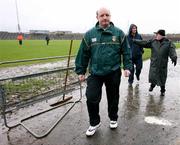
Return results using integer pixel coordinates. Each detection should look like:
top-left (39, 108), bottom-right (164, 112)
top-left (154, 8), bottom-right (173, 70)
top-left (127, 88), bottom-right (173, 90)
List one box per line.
top-left (144, 116), bottom-right (173, 126)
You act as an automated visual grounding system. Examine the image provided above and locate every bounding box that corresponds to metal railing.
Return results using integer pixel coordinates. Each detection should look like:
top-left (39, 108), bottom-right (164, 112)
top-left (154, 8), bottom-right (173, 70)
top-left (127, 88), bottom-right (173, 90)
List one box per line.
top-left (0, 55), bottom-right (75, 65)
top-left (0, 40), bottom-right (83, 138)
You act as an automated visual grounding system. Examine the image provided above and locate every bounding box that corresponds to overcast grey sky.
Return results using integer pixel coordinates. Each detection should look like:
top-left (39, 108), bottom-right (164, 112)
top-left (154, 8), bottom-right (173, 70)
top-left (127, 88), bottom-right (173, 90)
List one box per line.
top-left (0, 0), bottom-right (180, 34)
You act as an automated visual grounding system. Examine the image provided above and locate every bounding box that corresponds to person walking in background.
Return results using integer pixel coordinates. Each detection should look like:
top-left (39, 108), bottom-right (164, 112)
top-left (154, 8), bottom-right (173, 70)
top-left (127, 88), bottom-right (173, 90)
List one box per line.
top-left (127, 24), bottom-right (144, 87)
top-left (17, 33), bottom-right (23, 45)
top-left (133, 29), bottom-right (177, 96)
top-left (75, 7), bottom-right (132, 136)
top-left (45, 35), bottom-right (50, 45)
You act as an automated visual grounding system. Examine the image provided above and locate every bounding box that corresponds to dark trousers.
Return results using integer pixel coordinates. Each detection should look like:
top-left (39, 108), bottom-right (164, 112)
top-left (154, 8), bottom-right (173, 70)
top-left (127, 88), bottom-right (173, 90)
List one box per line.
top-left (46, 40), bottom-right (49, 45)
top-left (150, 84), bottom-right (166, 93)
top-left (128, 57), bottom-right (142, 84)
top-left (86, 69), bottom-right (121, 126)
top-left (19, 40), bottom-right (22, 45)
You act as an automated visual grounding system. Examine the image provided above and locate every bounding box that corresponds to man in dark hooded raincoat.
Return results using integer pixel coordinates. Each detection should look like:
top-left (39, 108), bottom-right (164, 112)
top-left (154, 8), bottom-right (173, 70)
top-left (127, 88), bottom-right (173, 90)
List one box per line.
top-left (127, 24), bottom-right (144, 86)
top-left (133, 29), bottom-right (177, 96)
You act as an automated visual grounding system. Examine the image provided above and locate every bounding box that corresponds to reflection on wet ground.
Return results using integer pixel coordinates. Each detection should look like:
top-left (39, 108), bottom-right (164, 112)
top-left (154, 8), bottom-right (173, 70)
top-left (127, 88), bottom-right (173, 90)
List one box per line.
top-left (0, 50), bottom-right (180, 145)
top-left (124, 84), bottom-right (140, 120)
top-left (145, 94), bottom-right (165, 116)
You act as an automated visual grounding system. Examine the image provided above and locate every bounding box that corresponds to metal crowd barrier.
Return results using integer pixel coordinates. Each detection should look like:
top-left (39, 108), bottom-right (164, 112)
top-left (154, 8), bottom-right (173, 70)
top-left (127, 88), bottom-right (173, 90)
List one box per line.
top-left (0, 40), bottom-right (83, 138)
top-left (0, 66), bottom-right (83, 138)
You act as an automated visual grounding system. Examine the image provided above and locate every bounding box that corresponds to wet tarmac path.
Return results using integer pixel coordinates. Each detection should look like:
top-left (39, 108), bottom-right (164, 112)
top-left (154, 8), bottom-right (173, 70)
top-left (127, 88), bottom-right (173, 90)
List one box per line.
top-left (0, 50), bottom-right (180, 145)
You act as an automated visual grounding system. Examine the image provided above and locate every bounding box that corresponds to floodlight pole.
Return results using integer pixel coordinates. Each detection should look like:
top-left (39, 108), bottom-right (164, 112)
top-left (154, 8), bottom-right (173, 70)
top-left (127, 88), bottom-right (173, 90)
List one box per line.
top-left (15, 0), bottom-right (21, 33)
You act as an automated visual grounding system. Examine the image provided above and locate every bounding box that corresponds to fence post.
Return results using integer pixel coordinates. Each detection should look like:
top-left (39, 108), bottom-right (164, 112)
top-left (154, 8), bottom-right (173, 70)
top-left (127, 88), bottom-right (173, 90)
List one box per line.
top-left (0, 85), bottom-right (2, 107)
top-left (0, 84), bottom-right (9, 128)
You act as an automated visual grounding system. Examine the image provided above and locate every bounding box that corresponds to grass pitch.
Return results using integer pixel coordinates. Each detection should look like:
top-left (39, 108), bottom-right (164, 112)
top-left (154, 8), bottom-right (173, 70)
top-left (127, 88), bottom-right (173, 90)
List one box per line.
top-left (0, 40), bottom-right (179, 68)
top-left (0, 40), bottom-right (80, 67)
top-left (0, 40), bottom-right (80, 61)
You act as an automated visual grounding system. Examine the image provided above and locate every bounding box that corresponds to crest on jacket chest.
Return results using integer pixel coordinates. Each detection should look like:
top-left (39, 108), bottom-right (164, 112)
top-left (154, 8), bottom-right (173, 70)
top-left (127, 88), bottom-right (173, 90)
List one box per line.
top-left (112, 36), bottom-right (116, 41)
top-left (91, 38), bottom-right (97, 43)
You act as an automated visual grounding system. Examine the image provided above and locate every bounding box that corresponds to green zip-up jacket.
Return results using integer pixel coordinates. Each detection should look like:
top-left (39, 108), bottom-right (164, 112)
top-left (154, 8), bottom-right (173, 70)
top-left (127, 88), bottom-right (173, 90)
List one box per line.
top-left (75, 22), bottom-right (132, 76)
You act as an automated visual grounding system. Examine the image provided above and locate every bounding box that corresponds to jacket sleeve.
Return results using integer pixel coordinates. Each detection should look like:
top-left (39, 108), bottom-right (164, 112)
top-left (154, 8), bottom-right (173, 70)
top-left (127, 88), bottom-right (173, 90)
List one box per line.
top-left (133, 39), bottom-right (152, 49)
top-left (139, 35), bottom-right (144, 53)
top-left (75, 36), bottom-right (90, 75)
top-left (169, 41), bottom-right (177, 61)
top-left (121, 34), bottom-right (132, 70)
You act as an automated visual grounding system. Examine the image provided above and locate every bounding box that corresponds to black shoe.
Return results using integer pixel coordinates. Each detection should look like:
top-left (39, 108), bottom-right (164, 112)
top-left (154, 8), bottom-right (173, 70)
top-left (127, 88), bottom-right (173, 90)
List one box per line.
top-left (160, 86), bottom-right (166, 94)
top-left (149, 84), bottom-right (155, 92)
top-left (149, 86), bottom-right (154, 92)
top-left (128, 83), bottom-right (133, 87)
top-left (136, 76), bottom-right (140, 81)
top-left (160, 92), bottom-right (165, 96)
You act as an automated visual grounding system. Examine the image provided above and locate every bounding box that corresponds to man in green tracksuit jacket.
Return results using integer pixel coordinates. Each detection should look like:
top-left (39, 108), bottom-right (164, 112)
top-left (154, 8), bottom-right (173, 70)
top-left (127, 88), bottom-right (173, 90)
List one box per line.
top-left (75, 7), bottom-right (132, 136)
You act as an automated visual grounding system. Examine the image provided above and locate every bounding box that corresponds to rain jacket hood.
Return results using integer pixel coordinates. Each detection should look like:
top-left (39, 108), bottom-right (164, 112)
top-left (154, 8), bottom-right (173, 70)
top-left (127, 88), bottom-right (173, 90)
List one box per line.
top-left (127, 24), bottom-right (143, 58)
top-left (128, 24), bottom-right (138, 36)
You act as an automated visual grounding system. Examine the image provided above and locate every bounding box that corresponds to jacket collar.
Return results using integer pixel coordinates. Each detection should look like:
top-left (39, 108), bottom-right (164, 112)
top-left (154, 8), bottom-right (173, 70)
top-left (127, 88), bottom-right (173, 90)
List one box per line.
top-left (95, 22), bottom-right (114, 34)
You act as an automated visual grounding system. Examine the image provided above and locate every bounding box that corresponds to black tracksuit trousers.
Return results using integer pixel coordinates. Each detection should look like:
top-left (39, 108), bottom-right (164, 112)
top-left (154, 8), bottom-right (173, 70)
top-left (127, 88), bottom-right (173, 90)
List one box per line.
top-left (86, 68), bottom-right (121, 126)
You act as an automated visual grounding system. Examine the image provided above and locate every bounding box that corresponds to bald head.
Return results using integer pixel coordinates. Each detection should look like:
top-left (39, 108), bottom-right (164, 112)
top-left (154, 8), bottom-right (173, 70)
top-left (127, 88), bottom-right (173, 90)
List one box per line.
top-left (96, 7), bottom-right (111, 17)
top-left (96, 7), bottom-right (111, 28)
